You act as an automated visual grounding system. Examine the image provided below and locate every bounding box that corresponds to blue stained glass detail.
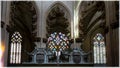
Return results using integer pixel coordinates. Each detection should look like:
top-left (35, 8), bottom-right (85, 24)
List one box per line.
top-left (47, 32), bottom-right (69, 52)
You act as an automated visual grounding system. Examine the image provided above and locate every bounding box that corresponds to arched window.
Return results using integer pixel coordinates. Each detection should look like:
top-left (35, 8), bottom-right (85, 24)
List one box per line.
top-left (93, 33), bottom-right (106, 64)
top-left (10, 32), bottom-right (22, 64)
top-left (47, 32), bottom-right (69, 53)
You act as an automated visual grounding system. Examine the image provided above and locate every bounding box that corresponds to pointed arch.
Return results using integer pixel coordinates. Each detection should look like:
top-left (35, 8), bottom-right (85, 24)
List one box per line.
top-left (46, 1), bottom-right (71, 21)
top-left (93, 33), bottom-right (106, 64)
top-left (46, 1), bottom-right (71, 37)
top-left (10, 31), bottom-right (22, 64)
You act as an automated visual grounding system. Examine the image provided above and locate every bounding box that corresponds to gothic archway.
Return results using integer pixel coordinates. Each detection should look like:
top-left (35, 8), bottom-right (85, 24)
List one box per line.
top-left (46, 2), bottom-right (71, 38)
top-left (8, 1), bottom-right (38, 65)
top-left (78, 1), bottom-right (106, 63)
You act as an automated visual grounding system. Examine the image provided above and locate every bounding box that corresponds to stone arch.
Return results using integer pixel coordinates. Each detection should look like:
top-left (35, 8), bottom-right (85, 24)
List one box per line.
top-left (45, 1), bottom-right (71, 23)
top-left (8, 1), bottom-right (38, 64)
top-left (45, 1), bottom-right (71, 37)
top-left (32, 1), bottom-right (39, 32)
top-left (78, 1), bottom-right (105, 38)
top-left (78, 1), bottom-right (106, 63)
top-left (31, 1), bottom-right (39, 21)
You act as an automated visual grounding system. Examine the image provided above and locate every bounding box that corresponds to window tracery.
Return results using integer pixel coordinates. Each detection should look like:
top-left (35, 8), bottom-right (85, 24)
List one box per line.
top-left (10, 32), bottom-right (22, 64)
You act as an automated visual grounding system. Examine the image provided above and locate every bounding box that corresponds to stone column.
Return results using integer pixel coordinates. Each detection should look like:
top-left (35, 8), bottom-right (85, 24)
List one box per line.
top-left (1, 1), bottom-right (11, 66)
top-left (44, 54), bottom-right (47, 63)
top-left (105, 1), bottom-right (119, 66)
top-left (46, 55), bottom-right (48, 63)
top-left (33, 55), bottom-right (36, 63)
top-left (80, 55), bottom-right (84, 63)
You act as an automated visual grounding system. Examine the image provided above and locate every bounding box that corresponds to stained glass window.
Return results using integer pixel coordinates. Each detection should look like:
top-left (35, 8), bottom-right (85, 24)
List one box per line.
top-left (10, 32), bottom-right (22, 64)
top-left (47, 32), bottom-right (69, 53)
top-left (93, 33), bottom-right (106, 64)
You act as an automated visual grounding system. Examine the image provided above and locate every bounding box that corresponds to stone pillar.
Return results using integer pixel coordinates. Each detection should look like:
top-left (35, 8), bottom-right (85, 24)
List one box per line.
top-left (1, 1), bottom-right (11, 66)
top-left (44, 54), bottom-right (47, 63)
top-left (33, 55), bottom-right (36, 63)
top-left (80, 55), bottom-right (84, 63)
top-left (105, 1), bottom-right (119, 66)
top-left (46, 55), bottom-right (48, 63)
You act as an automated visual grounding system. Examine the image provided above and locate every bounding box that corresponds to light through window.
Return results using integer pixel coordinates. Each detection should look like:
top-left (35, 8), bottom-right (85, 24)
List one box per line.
top-left (47, 32), bottom-right (69, 53)
top-left (10, 32), bottom-right (22, 64)
top-left (93, 33), bottom-right (106, 64)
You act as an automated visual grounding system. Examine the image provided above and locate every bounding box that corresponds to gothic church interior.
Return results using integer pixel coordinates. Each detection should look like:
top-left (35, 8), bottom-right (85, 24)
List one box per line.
top-left (1, 1), bottom-right (119, 67)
